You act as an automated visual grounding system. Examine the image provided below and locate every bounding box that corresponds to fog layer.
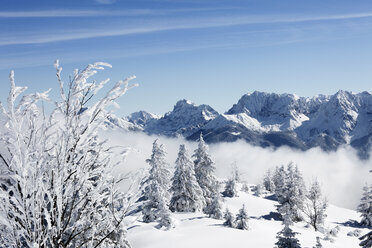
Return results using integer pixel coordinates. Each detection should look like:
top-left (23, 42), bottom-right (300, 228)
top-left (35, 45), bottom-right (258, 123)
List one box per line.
top-left (104, 129), bottom-right (371, 210)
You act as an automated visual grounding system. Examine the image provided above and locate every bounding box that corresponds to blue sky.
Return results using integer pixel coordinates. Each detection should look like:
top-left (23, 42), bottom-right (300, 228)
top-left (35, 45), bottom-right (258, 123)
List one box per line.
top-left (1, 0), bottom-right (372, 116)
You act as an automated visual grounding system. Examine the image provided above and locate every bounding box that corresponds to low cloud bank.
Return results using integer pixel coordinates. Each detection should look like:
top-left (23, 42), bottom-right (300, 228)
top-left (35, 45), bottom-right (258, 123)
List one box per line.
top-left (104, 129), bottom-right (371, 210)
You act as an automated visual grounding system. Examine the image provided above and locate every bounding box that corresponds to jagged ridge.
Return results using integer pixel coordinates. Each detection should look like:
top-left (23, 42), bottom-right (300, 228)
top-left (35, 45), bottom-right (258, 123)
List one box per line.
top-left (110, 91), bottom-right (372, 158)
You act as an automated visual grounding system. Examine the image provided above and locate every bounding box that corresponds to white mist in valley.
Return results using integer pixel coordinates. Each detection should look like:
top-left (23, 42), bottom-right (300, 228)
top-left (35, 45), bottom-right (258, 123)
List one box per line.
top-left (104, 129), bottom-right (371, 210)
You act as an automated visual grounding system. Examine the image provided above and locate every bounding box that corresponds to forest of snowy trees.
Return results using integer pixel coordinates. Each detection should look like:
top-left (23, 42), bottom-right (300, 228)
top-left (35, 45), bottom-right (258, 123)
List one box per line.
top-left (138, 134), bottom-right (372, 248)
top-left (0, 62), bottom-right (370, 248)
top-left (138, 135), bottom-right (340, 247)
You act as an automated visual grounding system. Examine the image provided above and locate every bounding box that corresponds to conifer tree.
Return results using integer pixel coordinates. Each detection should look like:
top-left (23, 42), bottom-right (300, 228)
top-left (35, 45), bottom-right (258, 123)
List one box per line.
top-left (231, 161), bottom-right (241, 182)
top-left (255, 184), bottom-right (264, 196)
top-left (169, 144), bottom-right (203, 212)
top-left (223, 178), bottom-right (238, 197)
top-left (142, 140), bottom-right (171, 223)
top-left (303, 179), bottom-right (327, 231)
top-left (275, 204), bottom-right (302, 248)
top-left (193, 133), bottom-right (218, 210)
top-left (357, 184), bottom-right (372, 227)
top-left (263, 168), bottom-right (275, 192)
top-left (275, 163), bottom-right (306, 222)
top-left (274, 165), bottom-right (287, 202)
top-left (223, 208), bottom-right (235, 228)
top-left (235, 204), bottom-right (249, 230)
top-left (241, 183), bottom-right (249, 193)
top-left (157, 198), bottom-right (174, 230)
top-left (205, 192), bottom-right (223, 220)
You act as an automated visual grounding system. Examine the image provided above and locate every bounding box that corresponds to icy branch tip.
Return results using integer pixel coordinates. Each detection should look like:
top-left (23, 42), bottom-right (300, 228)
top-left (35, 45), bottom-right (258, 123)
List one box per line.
top-left (94, 62), bottom-right (112, 69)
top-left (54, 59), bottom-right (59, 69)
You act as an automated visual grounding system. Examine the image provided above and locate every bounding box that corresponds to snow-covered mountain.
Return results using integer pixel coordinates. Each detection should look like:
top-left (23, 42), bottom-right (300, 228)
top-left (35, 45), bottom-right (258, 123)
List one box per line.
top-left (143, 99), bottom-right (219, 137)
top-left (125, 111), bottom-right (161, 128)
top-left (112, 91), bottom-right (372, 158)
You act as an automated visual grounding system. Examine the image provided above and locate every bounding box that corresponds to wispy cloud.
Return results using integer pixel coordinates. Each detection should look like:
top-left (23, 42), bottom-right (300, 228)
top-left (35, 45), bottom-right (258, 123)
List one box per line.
top-left (95, 0), bottom-right (116, 4)
top-left (0, 10), bottom-right (104, 18)
top-left (2, 11), bottom-right (372, 46)
top-left (0, 7), bottom-right (234, 18)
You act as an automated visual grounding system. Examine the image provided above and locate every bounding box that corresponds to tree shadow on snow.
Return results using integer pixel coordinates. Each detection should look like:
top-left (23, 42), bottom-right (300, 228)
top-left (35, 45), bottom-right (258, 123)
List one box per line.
top-left (334, 220), bottom-right (372, 229)
top-left (208, 223), bottom-right (225, 227)
top-left (260, 211), bottom-right (282, 221)
top-left (264, 194), bottom-right (278, 202)
top-left (181, 216), bottom-right (207, 221)
top-left (127, 225), bottom-right (141, 230)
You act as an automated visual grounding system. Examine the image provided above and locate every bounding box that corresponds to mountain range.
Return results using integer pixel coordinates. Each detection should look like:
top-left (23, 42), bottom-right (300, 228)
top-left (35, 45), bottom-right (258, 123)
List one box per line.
top-left (108, 90), bottom-right (372, 158)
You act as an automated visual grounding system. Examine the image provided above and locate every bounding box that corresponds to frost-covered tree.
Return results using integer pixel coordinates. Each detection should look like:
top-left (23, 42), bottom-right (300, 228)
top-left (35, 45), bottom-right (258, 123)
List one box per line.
top-left (193, 133), bottom-right (217, 210)
top-left (205, 192), bottom-right (223, 220)
top-left (303, 179), bottom-right (327, 231)
top-left (275, 204), bottom-right (302, 248)
top-left (359, 230), bottom-right (372, 248)
top-left (275, 163), bottom-right (306, 222)
top-left (235, 204), bottom-right (249, 230)
top-left (255, 184), bottom-right (264, 197)
top-left (313, 236), bottom-right (323, 248)
top-left (274, 165), bottom-right (287, 201)
top-left (142, 140), bottom-right (171, 224)
top-left (156, 197), bottom-right (174, 230)
top-left (357, 184), bottom-right (372, 227)
top-left (263, 168), bottom-right (275, 192)
top-left (223, 208), bottom-right (235, 228)
top-left (169, 144), bottom-right (203, 212)
top-left (231, 161), bottom-right (241, 182)
top-left (241, 183), bottom-right (249, 193)
top-left (0, 61), bottom-right (137, 247)
top-left (223, 178), bottom-right (238, 197)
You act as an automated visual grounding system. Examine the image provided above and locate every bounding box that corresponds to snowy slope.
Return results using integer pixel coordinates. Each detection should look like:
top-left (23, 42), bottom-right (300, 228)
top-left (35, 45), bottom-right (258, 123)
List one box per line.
top-left (127, 183), bottom-right (369, 248)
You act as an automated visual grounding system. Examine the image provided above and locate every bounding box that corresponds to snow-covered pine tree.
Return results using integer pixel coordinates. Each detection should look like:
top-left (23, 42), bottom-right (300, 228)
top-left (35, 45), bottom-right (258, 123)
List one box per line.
top-left (275, 203), bottom-right (302, 248)
top-left (205, 192), bottom-right (223, 220)
top-left (313, 236), bottom-right (323, 248)
top-left (276, 163), bottom-right (306, 222)
top-left (241, 183), bottom-right (249, 193)
top-left (0, 61), bottom-right (137, 247)
top-left (235, 204), bottom-right (249, 230)
top-left (358, 171), bottom-right (372, 248)
top-left (303, 179), bottom-right (327, 231)
top-left (223, 178), bottom-right (238, 197)
top-left (357, 184), bottom-right (372, 227)
top-left (169, 144), bottom-right (203, 212)
top-left (274, 165), bottom-right (287, 202)
top-left (223, 208), bottom-right (235, 228)
top-left (263, 168), bottom-right (275, 192)
top-left (255, 184), bottom-right (264, 196)
top-left (288, 164), bottom-right (306, 221)
top-left (359, 230), bottom-right (372, 248)
top-left (193, 132), bottom-right (217, 210)
top-left (142, 139), bottom-right (171, 223)
top-left (156, 196), bottom-right (174, 230)
top-left (231, 161), bottom-right (241, 182)
top-left (294, 165), bottom-right (307, 201)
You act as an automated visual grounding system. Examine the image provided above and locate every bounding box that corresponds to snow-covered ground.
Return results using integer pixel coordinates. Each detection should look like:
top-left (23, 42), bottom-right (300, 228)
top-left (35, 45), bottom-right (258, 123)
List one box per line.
top-left (127, 183), bottom-right (369, 248)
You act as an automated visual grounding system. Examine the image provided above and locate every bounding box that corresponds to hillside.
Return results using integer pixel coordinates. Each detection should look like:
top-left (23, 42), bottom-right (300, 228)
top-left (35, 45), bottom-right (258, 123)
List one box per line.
top-left (127, 182), bottom-right (369, 248)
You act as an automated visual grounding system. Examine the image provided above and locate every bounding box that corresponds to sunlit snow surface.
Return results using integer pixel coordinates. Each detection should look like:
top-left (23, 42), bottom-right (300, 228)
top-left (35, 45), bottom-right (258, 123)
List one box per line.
top-left (127, 183), bottom-right (368, 248)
